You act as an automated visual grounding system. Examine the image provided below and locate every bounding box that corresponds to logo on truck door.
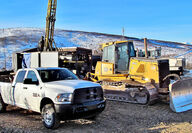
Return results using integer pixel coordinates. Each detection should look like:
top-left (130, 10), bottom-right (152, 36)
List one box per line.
top-left (33, 93), bottom-right (40, 97)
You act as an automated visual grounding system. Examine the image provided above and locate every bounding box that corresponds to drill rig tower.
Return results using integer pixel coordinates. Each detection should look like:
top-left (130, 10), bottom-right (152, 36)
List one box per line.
top-left (44, 0), bottom-right (57, 51)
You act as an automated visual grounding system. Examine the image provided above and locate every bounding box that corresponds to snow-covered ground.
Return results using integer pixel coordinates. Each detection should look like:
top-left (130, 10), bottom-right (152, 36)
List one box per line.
top-left (0, 28), bottom-right (192, 70)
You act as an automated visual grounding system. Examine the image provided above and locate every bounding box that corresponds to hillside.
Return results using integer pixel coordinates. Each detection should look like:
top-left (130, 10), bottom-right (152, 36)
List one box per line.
top-left (0, 28), bottom-right (192, 70)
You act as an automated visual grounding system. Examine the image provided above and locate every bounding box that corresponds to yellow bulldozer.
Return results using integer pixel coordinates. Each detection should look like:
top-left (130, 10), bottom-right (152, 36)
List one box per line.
top-left (86, 40), bottom-right (192, 112)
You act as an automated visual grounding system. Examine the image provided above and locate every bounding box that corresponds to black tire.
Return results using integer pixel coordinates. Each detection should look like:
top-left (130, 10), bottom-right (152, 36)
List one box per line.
top-left (41, 104), bottom-right (60, 129)
top-left (0, 95), bottom-right (6, 113)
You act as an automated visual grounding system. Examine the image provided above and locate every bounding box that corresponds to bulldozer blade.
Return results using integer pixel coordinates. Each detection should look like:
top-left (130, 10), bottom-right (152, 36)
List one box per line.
top-left (169, 78), bottom-right (192, 112)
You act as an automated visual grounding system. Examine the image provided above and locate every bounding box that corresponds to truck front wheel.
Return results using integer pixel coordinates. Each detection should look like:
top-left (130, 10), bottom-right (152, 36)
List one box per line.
top-left (41, 104), bottom-right (60, 129)
top-left (0, 95), bottom-right (6, 113)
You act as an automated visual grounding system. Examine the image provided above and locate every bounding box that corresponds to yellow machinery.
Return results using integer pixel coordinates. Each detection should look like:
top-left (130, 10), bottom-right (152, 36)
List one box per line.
top-left (87, 40), bottom-right (192, 112)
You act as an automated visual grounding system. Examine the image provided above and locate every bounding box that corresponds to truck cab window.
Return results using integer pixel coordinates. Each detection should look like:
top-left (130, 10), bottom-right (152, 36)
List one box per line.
top-left (38, 69), bottom-right (78, 82)
top-left (15, 71), bottom-right (26, 83)
top-left (27, 71), bottom-right (38, 82)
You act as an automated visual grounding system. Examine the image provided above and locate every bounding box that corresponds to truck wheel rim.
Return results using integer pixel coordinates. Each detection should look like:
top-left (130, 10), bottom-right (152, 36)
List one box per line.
top-left (43, 110), bottom-right (53, 126)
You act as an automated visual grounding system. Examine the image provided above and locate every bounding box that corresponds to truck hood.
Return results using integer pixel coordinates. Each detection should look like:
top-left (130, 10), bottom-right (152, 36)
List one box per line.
top-left (44, 80), bottom-right (100, 93)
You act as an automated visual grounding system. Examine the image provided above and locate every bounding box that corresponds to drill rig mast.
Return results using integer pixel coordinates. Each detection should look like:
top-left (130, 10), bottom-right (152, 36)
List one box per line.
top-left (44, 0), bottom-right (57, 51)
top-left (12, 0), bottom-right (92, 78)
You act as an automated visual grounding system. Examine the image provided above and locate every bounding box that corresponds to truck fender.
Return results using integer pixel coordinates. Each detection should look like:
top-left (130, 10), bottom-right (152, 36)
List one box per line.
top-left (40, 97), bottom-right (54, 112)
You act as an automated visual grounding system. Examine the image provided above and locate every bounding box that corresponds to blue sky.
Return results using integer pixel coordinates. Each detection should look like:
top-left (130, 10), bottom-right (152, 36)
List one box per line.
top-left (0, 0), bottom-right (192, 43)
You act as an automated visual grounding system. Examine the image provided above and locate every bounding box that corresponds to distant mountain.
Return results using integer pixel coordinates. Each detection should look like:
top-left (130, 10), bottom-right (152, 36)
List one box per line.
top-left (0, 28), bottom-right (192, 70)
top-left (182, 42), bottom-right (192, 45)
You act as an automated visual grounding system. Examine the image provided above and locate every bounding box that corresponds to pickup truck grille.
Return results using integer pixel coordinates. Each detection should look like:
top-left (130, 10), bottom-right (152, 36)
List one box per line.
top-left (73, 87), bottom-right (104, 104)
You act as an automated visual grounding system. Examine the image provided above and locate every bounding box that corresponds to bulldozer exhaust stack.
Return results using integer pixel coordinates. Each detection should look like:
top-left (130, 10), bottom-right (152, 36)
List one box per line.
top-left (144, 38), bottom-right (148, 58)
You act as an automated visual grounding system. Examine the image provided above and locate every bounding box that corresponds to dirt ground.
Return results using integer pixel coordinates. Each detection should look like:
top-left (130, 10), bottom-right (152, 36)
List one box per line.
top-left (1, 101), bottom-right (192, 133)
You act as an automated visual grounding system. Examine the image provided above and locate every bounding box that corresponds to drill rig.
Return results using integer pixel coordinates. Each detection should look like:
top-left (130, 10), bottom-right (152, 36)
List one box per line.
top-left (86, 40), bottom-right (192, 112)
top-left (12, 0), bottom-right (92, 77)
top-left (44, 0), bottom-right (57, 51)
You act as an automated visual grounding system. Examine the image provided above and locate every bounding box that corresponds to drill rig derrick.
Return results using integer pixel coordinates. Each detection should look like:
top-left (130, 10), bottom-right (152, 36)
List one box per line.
top-left (44, 0), bottom-right (57, 51)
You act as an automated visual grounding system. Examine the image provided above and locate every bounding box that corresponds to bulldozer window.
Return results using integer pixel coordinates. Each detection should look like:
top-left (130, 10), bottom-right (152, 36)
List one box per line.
top-left (116, 43), bottom-right (129, 72)
top-left (128, 42), bottom-right (136, 57)
top-left (102, 45), bottom-right (115, 63)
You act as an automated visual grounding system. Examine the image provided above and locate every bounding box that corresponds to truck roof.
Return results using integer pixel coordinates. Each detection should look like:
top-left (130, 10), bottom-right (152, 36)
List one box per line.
top-left (20, 67), bottom-right (66, 71)
top-left (36, 67), bottom-right (66, 70)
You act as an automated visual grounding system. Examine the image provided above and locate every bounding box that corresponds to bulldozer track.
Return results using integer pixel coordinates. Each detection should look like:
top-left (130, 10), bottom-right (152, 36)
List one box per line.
top-left (102, 81), bottom-right (150, 104)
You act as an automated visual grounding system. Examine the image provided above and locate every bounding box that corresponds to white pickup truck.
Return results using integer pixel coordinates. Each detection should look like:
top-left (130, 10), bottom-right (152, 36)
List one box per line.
top-left (0, 67), bottom-right (106, 129)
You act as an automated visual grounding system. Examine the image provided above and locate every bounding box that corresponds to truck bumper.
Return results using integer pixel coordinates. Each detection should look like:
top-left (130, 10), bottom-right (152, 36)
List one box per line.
top-left (54, 99), bottom-right (106, 120)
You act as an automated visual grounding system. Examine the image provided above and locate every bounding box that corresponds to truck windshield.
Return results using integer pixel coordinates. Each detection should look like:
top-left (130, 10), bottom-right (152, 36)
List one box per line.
top-left (38, 69), bottom-right (78, 82)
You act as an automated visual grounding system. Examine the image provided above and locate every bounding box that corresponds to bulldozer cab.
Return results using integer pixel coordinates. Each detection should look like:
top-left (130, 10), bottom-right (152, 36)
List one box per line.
top-left (102, 41), bottom-right (136, 73)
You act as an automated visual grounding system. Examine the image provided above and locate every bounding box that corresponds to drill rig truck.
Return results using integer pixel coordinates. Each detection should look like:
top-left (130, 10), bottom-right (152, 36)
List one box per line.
top-left (86, 40), bottom-right (192, 112)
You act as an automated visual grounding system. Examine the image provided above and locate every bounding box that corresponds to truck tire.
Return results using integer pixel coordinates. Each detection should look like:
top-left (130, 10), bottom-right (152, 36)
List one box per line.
top-left (41, 104), bottom-right (60, 129)
top-left (0, 95), bottom-right (6, 113)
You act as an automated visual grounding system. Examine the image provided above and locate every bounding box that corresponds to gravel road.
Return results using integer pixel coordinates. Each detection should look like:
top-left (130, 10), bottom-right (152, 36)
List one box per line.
top-left (1, 101), bottom-right (192, 133)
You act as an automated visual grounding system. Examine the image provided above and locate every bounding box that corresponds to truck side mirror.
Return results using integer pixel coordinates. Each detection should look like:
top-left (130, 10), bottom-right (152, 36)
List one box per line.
top-left (23, 78), bottom-right (39, 85)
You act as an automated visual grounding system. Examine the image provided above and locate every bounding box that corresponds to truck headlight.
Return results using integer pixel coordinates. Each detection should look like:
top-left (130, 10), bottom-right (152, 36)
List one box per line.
top-left (55, 93), bottom-right (73, 102)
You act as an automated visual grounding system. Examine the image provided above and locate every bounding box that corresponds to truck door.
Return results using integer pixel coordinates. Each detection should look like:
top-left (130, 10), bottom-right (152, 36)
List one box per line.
top-left (23, 70), bottom-right (42, 112)
top-left (14, 70), bottom-right (26, 108)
